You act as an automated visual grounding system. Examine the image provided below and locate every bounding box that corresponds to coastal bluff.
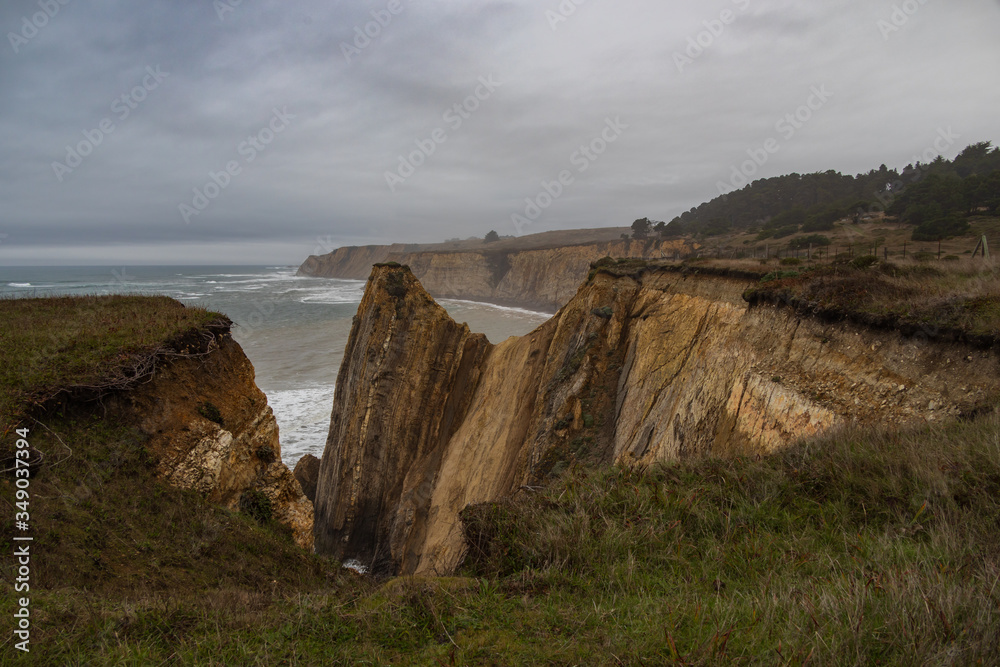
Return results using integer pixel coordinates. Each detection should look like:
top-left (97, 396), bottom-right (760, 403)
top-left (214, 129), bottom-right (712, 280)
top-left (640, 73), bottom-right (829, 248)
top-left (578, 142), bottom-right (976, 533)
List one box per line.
top-left (110, 325), bottom-right (315, 549)
top-left (314, 263), bottom-right (1000, 576)
top-left (297, 230), bottom-right (696, 311)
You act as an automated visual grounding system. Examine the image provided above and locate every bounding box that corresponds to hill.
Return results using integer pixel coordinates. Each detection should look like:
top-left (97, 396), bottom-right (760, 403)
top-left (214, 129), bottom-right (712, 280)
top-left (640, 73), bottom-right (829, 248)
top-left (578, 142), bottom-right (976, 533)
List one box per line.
top-left (655, 140), bottom-right (1000, 243)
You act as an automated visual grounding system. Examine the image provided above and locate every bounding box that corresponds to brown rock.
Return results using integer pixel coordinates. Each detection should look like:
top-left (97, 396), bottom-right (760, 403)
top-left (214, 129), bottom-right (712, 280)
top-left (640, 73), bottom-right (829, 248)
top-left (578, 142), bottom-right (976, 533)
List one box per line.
top-left (315, 265), bottom-right (1000, 576)
top-left (112, 330), bottom-right (314, 550)
top-left (293, 454), bottom-right (321, 503)
top-left (299, 237), bottom-right (695, 311)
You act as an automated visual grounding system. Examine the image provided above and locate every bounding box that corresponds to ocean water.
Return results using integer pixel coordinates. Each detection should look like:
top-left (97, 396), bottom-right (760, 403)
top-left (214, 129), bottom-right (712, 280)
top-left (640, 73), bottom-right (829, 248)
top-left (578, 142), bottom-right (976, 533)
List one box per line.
top-left (0, 266), bottom-right (551, 467)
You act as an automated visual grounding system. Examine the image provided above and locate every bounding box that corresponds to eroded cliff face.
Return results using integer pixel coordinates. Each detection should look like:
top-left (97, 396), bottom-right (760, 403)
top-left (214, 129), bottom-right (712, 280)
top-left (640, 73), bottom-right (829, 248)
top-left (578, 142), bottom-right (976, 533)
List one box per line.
top-left (299, 239), bottom-right (695, 311)
top-left (113, 329), bottom-right (314, 549)
top-left (315, 265), bottom-right (1000, 575)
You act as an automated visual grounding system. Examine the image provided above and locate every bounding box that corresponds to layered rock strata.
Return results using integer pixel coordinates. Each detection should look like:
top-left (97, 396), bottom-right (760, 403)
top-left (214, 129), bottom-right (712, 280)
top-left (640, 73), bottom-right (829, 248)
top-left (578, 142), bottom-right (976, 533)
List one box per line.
top-left (299, 238), bottom-right (695, 311)
top-left (315, 264), bottom-right (1000, 575)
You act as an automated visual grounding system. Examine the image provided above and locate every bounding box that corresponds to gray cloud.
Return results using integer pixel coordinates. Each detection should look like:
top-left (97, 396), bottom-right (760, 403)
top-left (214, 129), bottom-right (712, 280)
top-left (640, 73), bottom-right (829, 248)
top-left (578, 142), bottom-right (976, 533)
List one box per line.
top-left (0, 0), bottom-right (998, 264)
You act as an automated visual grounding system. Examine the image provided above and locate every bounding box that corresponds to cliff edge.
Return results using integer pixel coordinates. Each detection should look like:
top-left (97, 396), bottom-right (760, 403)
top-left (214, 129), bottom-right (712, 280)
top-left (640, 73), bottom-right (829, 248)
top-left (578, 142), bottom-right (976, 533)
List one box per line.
top-left (110, 326), bottom-right (314, 549)
top-left (298, 236), bottom-right (696, 311)
top-left (314, 264), bottom-right (1000, 575)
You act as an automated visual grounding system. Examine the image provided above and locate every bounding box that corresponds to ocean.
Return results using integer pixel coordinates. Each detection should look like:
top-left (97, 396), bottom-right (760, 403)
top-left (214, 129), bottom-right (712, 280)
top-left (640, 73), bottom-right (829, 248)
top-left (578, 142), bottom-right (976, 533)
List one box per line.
top-left (0, 265), bottom-right (551, 467)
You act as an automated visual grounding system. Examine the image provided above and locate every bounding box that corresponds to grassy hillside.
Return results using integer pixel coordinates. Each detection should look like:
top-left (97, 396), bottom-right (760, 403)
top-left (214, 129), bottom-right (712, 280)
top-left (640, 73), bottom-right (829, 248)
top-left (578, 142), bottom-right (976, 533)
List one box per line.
top-left (0, 296), bottom-right (344, 663)
top-left (4, 292), bottom-right (1000, 664)
top-left (0, 295), bottom-right (227, 433)
top-left (7, 413), bottom-right (998, 664)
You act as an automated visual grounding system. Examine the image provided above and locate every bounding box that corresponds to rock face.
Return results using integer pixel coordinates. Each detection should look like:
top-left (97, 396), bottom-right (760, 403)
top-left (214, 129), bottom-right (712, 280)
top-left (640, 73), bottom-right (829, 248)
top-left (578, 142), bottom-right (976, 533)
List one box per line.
top-left (314, 265), bottom-right (1000, 575)
top-left (114, 328), bottom-right (314, 550)
top-left (294, 454), bottom-right (321, 503)
top-left (299, 238), bottom-right (695, 311)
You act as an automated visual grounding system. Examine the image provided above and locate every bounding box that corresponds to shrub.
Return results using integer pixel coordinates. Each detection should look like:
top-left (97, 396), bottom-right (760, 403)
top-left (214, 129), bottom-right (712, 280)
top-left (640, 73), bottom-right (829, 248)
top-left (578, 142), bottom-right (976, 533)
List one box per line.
top-left (780, 258), bottom-right (801, 266)
top-left (788, 234), bottom-right (832, 250)
top-left (850, 255), bottom-right (879, 269)
top-left (912, 214), bottom-right (970, 241)
top-left (239, 490), bottom-right (272, 524)
top-left (197, 402), bottom-right (224, 427)
top-left (591, 306), bottom-right (613, 319)
top-left (760, 270), bottom-right (800, 283)
top-left (255, 445), bottom-right (276, 464)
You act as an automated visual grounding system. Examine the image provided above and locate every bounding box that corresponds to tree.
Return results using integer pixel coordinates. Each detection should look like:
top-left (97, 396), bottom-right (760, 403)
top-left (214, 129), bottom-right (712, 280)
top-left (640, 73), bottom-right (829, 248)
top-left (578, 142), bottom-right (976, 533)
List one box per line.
top-left (484, 230), bottom-right (500, 243)
top-left (631, 218), bottom-right (651, 239)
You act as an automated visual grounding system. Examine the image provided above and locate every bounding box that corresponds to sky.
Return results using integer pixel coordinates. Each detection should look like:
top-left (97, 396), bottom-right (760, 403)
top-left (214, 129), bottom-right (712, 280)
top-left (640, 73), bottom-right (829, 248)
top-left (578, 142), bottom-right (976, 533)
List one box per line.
top-left (0, 0), bottom-right (998, 265)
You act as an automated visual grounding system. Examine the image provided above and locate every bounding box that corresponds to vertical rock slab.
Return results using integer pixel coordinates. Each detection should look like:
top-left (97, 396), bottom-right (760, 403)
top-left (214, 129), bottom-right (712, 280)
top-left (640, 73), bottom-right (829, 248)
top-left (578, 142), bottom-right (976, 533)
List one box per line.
top-left (315, 264), bottom-right (1000, 575)
top-left (314, 265), bottom-right (491, 573)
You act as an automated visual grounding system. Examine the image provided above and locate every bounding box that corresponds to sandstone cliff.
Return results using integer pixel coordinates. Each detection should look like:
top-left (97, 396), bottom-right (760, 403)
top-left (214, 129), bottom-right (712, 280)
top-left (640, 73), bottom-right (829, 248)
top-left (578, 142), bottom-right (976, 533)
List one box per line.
top-left (299, 238), bottom-right (695, 311)
top-left (314, 264), bottom-right (1000, 575)
top-left (111, 325), bottom-right (314, 549)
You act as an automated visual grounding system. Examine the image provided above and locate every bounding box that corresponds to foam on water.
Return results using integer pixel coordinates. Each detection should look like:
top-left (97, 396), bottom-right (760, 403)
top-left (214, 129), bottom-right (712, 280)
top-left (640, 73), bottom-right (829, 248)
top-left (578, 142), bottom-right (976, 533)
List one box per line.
top-left (0, 266), bottom-right (549, 474)
top-left (266, 384), bottom-right (336, 466)
top-left (438, 298), bottom-right (553, 318)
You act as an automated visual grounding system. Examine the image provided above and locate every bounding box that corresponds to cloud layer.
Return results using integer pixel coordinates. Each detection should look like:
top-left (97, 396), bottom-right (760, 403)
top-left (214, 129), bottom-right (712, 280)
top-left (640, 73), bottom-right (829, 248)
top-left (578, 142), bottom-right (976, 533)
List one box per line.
top-left (1, 0), bottom-right (998, 264)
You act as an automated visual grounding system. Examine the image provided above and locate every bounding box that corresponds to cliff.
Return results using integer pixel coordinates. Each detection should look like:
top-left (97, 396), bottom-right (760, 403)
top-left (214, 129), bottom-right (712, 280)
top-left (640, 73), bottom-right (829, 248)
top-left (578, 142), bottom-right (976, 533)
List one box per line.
top-left (314, 264), bottom-right (1000, 576)
top-left (298, 237), bottom-right (696, 311)
top-left (107, 323), bottom-right (314, 549)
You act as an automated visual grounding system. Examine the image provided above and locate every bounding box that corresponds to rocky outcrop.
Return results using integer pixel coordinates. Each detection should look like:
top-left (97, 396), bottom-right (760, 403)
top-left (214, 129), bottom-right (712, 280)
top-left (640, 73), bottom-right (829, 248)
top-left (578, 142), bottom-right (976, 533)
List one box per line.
top-left (314, 264), bottom-right (1000, 575)
top-left (294, 454), bottom-right (321, 503)
top-left (113, 327), bottom-right (314, 549)
top-left (299, 238), bottom-right (696, 311)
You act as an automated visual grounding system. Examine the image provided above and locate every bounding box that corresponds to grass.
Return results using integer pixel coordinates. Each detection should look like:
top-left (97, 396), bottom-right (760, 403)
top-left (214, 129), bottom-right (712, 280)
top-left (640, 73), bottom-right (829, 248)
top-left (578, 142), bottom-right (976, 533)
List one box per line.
top-left (4, 411), bottom-right (997, 664)
top-left (0, 295), bottom-right (227, 434)
top-left (0, 295), bottom-right (344, 662)
top-left (743, 259), bottom-right (1000, 344)
top-left (5, 289), bottom-right (1000, 664)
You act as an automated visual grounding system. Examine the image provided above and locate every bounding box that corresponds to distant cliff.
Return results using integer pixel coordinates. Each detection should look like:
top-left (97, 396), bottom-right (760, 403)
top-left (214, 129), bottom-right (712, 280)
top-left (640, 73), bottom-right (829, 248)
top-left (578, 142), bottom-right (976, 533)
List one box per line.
top-left (298, 237), bottom-right (696, 311)
top-left (314, 264), bottom-right (1000, 576)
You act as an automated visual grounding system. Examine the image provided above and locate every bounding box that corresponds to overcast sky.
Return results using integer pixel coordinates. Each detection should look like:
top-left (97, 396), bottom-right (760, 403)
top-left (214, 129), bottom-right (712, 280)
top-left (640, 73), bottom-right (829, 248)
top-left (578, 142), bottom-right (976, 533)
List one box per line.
top-left (1, 0), bottom-right (997, 265)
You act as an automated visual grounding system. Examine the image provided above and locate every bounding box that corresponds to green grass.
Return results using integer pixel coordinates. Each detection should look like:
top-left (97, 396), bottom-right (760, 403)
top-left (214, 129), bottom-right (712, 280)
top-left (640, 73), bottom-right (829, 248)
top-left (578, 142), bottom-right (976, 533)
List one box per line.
top-left (7, 412), bottom-right (999, 664)
top-left (0, 295), bottom-right (344, 663)
top-left (0, 295), bottom-right (227, 433)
